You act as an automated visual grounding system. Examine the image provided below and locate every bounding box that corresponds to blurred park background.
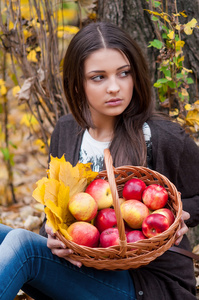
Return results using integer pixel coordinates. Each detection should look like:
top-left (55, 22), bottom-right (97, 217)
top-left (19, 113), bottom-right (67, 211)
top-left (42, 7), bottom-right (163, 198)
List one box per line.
top-left (0, 1), bottom-right (199, 298)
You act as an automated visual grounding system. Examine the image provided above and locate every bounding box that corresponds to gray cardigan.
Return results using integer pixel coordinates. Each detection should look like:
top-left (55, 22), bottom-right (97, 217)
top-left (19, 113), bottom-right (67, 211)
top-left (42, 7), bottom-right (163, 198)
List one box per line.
top-left (41, 114), bottom-right (199, 300)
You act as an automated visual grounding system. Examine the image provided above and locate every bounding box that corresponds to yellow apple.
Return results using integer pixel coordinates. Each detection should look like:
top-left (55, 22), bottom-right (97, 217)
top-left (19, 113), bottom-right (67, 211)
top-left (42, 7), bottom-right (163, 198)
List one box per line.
top-left (68, 192), bottom-right (98, 222)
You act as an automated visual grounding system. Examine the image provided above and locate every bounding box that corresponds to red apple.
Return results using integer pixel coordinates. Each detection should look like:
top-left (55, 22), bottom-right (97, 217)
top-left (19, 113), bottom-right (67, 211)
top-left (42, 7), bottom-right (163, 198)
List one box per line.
top-left (85, 179), bottom-right (113, 210)
top-left (100, 227), bottom-right (120, 248)
top-left (126, 230), bottom-right (147, 243)
top-left (122, 178), bottom-right (146, 201)
top-left (152, 208), bottom-right (175, 226)
top-left (120, 200), bottom-right (150, 229)
top-left (142, 213), bottom-right (170, 238)
top-left (94, 208), bottom-right (117, 233)
top-left (142, 184), bottom-right (168, 210)
top-left (124, 223), bottom-right (133, 234)
top-left (68, 192), bottom-right (98, 222)
top-left (67, 221), bottom-right (100, 247)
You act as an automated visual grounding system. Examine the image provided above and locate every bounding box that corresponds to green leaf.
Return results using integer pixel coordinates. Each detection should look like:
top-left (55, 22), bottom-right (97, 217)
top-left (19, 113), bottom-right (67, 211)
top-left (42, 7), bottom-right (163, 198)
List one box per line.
top-left (176, 73), bottom-right (184, 79)
top-left (11, 74), bottom-right (18, 86)
top-left (168, 81), bottom-right (176, 88)
top-left (154, 82), bottom-right (162, 88)
top-left (0, 147), bottom-right (10, 161)
top-left (187, 77), bottom-right (194, 84)
top-left (148, 39), bottom-right (163, 49)
top-left (152, 16), bottom-right (159, 21)
top-left (162, 33), bottom-right (167, 39)
top-left (9, 141), bottom-right (17, 149)
top-left (154, 1), bottom-right (161, 7)
top-left (162, 25), bottom-right (169, 33)
top-left (161, 67), bottom-right (171, 77)
top-left (157, 78), bottom-right (169, 83)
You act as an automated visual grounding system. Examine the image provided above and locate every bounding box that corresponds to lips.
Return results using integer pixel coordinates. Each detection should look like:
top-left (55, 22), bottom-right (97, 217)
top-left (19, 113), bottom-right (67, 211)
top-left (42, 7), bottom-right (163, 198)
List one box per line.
top-left (106, 98), bottom-right (123, 106)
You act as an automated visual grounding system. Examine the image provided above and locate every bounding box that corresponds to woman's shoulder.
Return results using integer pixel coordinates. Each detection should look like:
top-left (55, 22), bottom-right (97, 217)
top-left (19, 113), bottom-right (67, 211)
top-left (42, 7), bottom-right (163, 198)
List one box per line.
top-left (147, 117), bottom-right (186, 142)
top-left (51, 114), bottom-right (82, 142)
top-left (57, 113), bottom-right (78, 125)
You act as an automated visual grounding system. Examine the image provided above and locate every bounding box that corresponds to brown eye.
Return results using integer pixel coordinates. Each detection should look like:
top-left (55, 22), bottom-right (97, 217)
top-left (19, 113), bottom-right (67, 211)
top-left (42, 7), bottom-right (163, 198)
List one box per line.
top-left (91, 75), bottom-right (104, 82)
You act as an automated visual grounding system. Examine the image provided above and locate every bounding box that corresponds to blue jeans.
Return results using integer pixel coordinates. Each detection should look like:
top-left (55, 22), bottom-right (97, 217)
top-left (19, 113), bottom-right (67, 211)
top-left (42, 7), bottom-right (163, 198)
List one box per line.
top-left (0, 224), bottom-right (136, 300)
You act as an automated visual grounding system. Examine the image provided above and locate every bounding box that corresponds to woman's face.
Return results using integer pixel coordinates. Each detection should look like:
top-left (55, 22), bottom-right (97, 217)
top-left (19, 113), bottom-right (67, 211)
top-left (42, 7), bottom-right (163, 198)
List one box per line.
top-left (83, 48), bottom-right (134, 122)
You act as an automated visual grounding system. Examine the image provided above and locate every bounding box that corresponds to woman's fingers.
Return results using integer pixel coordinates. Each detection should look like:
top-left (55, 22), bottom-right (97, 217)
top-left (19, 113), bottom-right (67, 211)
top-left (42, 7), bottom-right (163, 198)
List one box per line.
top-left (45, 224), bottom-right (82, 267)
top-left (174, 210), bottom-right (190, 246)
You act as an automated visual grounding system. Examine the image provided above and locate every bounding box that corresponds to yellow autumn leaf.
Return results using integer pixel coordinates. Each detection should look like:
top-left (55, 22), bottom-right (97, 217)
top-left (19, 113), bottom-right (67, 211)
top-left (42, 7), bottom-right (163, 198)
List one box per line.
top-left (57, 182), bottom-right (69, 209)
top-left (78, 162), bottom-right (98, 184)
top-left (186, 109), bottom-right (199, 126)
top-left (23, 29), bottom-right (32, 40)
top-left (27, 50), bottom-right (37, 62)
top-left (184, 18), bottom-right (197, 35)
top-left (59, 160), bottom-right (80, 187)
top-left (175, 40), bottom-right (185, 51)
top-left (32, 177), bottom-right (48, 205)
top-left (0, 85), bottom-right (7, 96)
top-left (0, 79), bottom-right (5, 85)
top-left (169, 108), bottom-right (179, 117)
top-left (177, 56), bottom-right (184, 63)
top-left (34, 139), bottom-right (47, 154)
top-left (193, 100), bottom-right (199, 110)
top-left (35, 46), bottom-right (41, 52)
top-left (44, 179), bottom-right (60, 205)
top-left (45, 207), bottom-right (60, 233)
top-left (45, 199), bottom-right (63, 223)
top-left (180, 11), bottom-right (187, 18)
top-left (31, 19), bottom-right (41, 29)
top-left (20, 114), bottom-right (39, 128)
top-left (145, 10), bottom-right (162, 16)
top-left (8, 21), bottom-right (14, 30)
top-left (48, 155), bottom-right (66, 181)
top-left (185, 104), bottom-right (192, 111)
top-left (55, 9), bottom-right (77, 23)
top-left (182, 67), bottom-right (193, 74)
top-left (12, 86), bottom-right (21, 97)
top-left (57, 25), bottom-right (79, 35)
top-left (181, 88), bottom-right (189, 97)
top-left (58, 224), bottom-right (72, 241)
top-left (69, 178), bottom-right (88, 198)
top-left (33, 155), bottom-right (99, 239)
top-left (167, 30), bottom-right (175, 40)
top-left (175, 117), bottom-right (185, 126)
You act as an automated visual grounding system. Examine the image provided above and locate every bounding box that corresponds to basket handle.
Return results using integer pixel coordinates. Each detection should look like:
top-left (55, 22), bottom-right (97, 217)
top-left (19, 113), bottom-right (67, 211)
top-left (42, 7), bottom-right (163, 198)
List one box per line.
top-left (104, 149), bottom-right (127, 256)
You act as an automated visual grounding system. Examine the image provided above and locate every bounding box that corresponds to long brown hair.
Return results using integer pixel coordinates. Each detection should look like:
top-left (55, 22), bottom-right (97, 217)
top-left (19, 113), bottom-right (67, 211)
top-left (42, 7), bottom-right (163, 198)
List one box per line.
top-left (63, 22), bottom-right (155, 167)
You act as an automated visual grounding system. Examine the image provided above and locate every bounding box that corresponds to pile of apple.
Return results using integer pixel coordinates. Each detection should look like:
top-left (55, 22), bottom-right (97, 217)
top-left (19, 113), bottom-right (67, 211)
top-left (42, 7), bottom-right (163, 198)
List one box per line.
top-left (66, 178), bottom-right (175, 248)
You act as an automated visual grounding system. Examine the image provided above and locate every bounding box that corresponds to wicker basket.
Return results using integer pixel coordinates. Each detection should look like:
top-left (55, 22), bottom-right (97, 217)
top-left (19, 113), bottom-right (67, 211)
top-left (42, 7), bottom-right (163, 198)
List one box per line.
top-left (56, 149), bottom-right (182, 270)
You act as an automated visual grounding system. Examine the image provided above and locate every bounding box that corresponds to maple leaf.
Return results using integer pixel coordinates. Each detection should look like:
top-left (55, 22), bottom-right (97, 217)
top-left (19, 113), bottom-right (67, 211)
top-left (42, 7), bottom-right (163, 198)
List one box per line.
top-left (32, 155), bottom-right (99, 240)
top-left (184, 18), bottom-right (197, 35)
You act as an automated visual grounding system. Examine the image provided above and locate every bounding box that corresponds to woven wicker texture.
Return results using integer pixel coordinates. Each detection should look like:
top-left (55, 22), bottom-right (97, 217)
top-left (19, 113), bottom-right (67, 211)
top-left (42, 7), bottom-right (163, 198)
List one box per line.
top-left (56, 149), bottom-right (182, 270)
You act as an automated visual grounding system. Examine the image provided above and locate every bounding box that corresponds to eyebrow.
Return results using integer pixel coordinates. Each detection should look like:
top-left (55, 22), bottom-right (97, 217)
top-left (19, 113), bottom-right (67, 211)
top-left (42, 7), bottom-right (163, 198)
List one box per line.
top-left (87, 64), bottom-right (131, 74)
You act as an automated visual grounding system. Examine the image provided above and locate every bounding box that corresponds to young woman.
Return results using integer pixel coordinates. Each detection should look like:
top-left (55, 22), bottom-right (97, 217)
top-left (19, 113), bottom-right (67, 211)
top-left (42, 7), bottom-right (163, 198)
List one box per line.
top-left (0, 22), bottom-right (198, 300)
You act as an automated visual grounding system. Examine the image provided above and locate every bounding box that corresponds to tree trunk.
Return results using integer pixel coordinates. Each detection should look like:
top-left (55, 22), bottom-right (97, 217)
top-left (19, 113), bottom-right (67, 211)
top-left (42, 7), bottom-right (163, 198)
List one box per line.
top-left (97, 0), bottom-right (199, 104)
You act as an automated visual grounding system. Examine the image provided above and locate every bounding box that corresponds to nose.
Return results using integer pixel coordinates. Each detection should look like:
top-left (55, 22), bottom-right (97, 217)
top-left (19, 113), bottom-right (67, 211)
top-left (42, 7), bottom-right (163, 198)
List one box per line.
top-left (107, 77), bottom-right (120, 94)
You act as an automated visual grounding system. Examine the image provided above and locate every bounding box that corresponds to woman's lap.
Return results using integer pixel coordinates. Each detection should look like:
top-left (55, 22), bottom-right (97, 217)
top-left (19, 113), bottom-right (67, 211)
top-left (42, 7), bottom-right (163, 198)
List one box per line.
top-left (0, 224), bottom-right (135, 300)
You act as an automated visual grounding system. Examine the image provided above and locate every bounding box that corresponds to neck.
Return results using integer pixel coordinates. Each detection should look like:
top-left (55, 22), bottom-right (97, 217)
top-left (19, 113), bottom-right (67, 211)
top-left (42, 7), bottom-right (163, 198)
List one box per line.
top-left (88, 116), bottom-right (115, 142)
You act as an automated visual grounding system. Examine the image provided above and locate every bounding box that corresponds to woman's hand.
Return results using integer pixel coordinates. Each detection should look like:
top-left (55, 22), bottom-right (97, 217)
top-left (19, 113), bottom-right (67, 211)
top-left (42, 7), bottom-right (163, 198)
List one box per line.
top-left (174, 210), bottom-right (190, 246)
top-left (45, 224), bottom-right (82, 268)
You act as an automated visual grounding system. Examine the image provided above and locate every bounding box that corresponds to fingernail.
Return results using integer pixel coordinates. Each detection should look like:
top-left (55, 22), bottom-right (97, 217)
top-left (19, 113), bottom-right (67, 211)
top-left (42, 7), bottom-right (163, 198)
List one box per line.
top-left (61, 243), bottom-right (66, 248)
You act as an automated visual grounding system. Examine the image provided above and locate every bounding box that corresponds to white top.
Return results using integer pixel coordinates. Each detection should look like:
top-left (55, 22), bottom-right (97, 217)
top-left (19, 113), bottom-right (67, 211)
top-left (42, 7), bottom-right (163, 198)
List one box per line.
top-left (79, 129), bottom-right (110, 172)
top-left (79, 123), bottom-right (151, 172)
